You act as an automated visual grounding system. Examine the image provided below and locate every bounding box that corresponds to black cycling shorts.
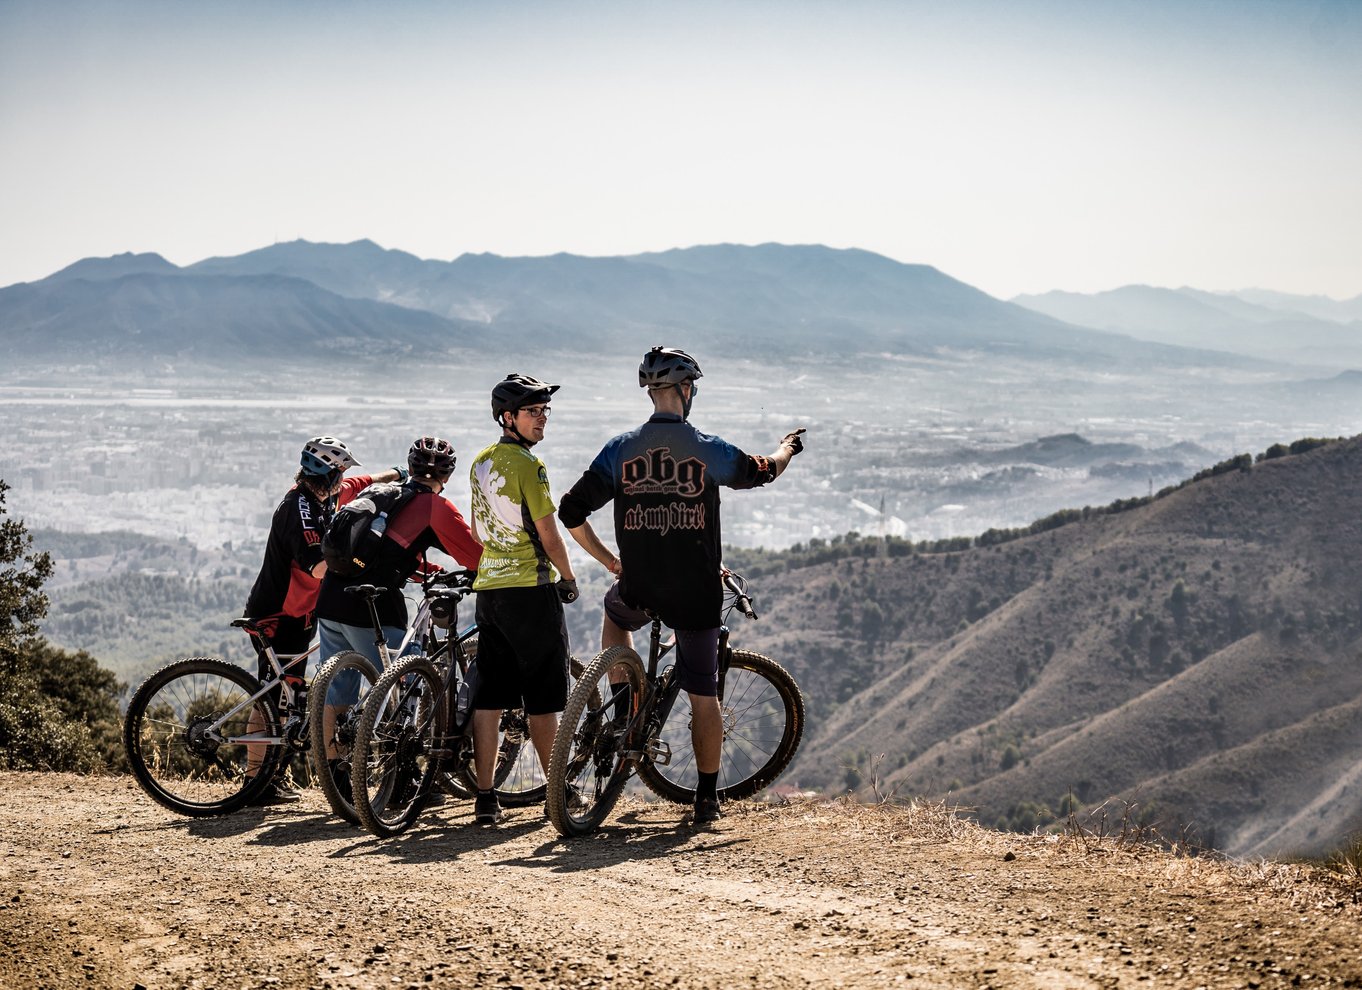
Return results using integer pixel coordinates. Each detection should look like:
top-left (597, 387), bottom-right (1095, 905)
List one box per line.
top-left (473, 585), bottom-right (570, 716)
top-left (603, 582), bottom-right (721, 697)
top-left (249, 613), bottom-right (316, 684)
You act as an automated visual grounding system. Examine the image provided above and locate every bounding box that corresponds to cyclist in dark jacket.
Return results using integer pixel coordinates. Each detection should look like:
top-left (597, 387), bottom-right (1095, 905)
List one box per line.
top-left (558, 347), bottom-right (804, 825)
top-left (244, 436), bottom-right (403, 804)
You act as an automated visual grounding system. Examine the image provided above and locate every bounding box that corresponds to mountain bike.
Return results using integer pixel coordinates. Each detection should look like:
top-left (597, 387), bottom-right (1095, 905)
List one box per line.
top-left (348, 580), bottom-right (583, 838)
top-left (308, 569), bottom-right (480, 825)
top-left (123, 620), bottom-right (324, 816)
top-left (544, 569), bottom-right (804, 837)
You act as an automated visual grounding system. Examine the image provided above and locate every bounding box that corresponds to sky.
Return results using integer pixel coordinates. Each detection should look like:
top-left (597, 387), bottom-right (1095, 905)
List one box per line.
top-left (1, 0), bottom-right (1360, 300)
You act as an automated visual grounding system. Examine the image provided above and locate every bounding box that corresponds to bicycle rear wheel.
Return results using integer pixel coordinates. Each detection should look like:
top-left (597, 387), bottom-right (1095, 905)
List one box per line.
top-left (545, 647), bottom-right (640, 837)
top-left (350, 655), bottom-right (445, 838)
top-left (637, 649), bottom-right (804, 804)
top-left (123, 657), bottom-right (282, 816)
top-left (308, 650), bottom-right (381, 825)
top-left (451, 656), bottom-right (587, 807)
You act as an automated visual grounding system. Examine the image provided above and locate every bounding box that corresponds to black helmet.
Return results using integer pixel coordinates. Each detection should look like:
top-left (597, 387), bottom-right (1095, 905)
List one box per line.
top-left (639, 346), bottom-right (703, 389)
top-left (491, 373), bottom-right (560, 423)
top-left (408, 436), bottom-right (456, 480)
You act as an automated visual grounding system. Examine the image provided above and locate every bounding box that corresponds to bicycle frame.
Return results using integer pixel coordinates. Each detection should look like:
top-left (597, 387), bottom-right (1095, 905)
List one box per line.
top-left (610, 572), bottom-right (749, 768)
top-left (203, 640), bottom-right (321, 748)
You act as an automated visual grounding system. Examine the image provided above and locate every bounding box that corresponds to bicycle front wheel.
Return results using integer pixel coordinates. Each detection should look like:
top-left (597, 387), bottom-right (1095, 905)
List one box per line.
top-left (123, 657), bottom-right (282, 816)
top-left (545, 647), bottom-right (639, 837)
top-left (350, 655), bottom-right (445, 838)
top-left (308, 650), bottom-right (381, 826)
top-left (637, 649), bottom-right (804, 804)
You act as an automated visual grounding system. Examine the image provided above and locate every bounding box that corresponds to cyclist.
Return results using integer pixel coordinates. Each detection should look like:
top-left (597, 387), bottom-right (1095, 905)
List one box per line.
top-left (467, 374), bottom-right (580, 825)
top-left (243, 436), bottom-right (404, 804)
top-left (314, 437), bottom-right (483, 698)
top-left (558, 346), bottom-right (805, 826)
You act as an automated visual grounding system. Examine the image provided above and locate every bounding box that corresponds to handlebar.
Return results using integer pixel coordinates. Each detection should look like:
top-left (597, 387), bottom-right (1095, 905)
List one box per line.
top-left (721, 569), bottom-right (758, 621)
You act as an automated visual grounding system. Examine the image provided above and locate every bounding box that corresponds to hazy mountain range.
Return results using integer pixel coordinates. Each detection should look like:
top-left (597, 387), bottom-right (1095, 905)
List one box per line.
top-left (7, 239), bottom-right (1346, 369)
top-left (736, 436), bottom-right (1362, 859)
top-left (1013, 284), bottom-right (1362, 368)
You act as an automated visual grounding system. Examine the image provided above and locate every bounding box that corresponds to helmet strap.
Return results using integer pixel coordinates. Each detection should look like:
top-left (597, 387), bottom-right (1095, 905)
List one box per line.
top-left (502, 412), bottom-right (536, 448)
top-left (676, 382), bottom-right (694, 420)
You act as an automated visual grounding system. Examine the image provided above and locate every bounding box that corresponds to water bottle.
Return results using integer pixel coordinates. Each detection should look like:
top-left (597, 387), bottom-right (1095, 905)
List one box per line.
top-left (370, 511), bottom-right (388, 538)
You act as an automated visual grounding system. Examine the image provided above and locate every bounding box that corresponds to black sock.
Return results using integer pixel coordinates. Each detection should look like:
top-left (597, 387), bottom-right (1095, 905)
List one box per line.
top-left (696, 771), bottom-right (718, 803)
top-left (610, 682), bottom-right (631, 720)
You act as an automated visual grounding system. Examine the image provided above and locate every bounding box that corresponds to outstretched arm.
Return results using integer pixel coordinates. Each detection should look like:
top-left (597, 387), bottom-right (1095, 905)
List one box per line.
top-left (567, 520), bottom-right (623, 577)
top-left (767, 428), bottom-right (806, 479)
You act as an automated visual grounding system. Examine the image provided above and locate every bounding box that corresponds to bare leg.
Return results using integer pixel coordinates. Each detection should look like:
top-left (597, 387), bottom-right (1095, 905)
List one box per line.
top-left (603, 615), bottom-right (632, 688)
top-left (246, 707), bottom-right (266, 777)
top-left (601, 613), bottom-right (632, 651)
top-left (527, 713), bottom-right (558, 775)
top-left (473, 708), bottom-right (502, 790)
top-left (321, 704), bottom-right (346, 761)
top-left (689, 693), bottom-right (723, 774)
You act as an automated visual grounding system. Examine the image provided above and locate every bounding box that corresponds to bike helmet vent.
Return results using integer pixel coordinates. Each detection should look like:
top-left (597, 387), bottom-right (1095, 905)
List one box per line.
top-left (491, 373), bottom-right (560, 423)
top-left (408, 436), bottom-right (456, 480)
top-left (638, 346), bottom-right (703, 389)
top-left (301, 437), bottom-right (360, 476)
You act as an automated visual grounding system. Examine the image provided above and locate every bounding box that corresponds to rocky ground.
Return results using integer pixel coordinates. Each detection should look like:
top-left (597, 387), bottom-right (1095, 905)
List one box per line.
top-left (2, 772), bottom-right (1361, 989)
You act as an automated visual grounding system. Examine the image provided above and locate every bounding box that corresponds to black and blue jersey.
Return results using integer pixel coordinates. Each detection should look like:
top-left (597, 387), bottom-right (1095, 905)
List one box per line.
top-left (559, 412), bottom-right (775, 629)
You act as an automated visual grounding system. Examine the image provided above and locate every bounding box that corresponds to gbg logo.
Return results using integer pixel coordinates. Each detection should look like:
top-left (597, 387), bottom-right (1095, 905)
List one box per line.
top-left (621, 446), bottom-right (706, 497)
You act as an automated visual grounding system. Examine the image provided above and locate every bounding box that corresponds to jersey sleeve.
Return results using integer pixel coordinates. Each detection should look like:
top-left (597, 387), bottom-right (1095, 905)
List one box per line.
top-left (288, 491), bottom-right (326, 573)
top-left (337, 474), bottom-right (373, 507)
top-left (702, 435), bottom-right (777, 490)
top-left (558, 446), bottom-right (616, 528)
top-left (520, 454), bottom-right (558, 523)
top-left (431, 498), bottom-right (484, 570)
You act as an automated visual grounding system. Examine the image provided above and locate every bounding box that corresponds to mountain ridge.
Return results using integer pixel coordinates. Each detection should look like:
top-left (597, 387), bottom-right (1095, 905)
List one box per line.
top-left (0, 239), bottom-right (1272, 367)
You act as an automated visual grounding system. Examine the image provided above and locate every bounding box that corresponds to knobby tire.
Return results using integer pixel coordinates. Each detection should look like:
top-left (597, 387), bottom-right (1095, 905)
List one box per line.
top-left (123, 657), bottom-right (282, 816)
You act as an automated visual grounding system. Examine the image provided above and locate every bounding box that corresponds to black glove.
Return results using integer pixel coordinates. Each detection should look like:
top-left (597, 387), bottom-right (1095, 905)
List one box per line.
top-left (783, 429), bottom-right (806, 455)
top-left (556, 578), bottom-right (579, 604)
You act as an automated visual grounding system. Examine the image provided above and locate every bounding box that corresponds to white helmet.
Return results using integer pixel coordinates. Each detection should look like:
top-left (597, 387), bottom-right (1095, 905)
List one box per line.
top-left (300, 437), bottom-right (360, 476)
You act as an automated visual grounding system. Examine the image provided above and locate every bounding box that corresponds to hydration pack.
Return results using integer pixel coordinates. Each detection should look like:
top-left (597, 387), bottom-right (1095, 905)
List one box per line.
top-left (321, 482), bottom-right (418, 577)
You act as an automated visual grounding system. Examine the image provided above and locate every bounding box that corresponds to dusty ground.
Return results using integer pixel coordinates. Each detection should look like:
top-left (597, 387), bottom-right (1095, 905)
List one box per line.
top-left (2, 772), bottom-right (1361, 990)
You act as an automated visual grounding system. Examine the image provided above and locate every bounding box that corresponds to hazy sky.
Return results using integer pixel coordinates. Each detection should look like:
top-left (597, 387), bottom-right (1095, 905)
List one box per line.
top-left (2, 0), bottom-right (1359, 300)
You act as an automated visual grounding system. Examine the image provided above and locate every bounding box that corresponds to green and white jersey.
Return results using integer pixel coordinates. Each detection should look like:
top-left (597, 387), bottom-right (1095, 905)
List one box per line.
top-left (469, 438), bottom-right (559, 590)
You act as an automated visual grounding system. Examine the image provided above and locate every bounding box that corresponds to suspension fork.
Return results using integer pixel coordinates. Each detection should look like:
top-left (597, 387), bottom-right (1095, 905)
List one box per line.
top-left (716, 624), bottom-right (733, 702)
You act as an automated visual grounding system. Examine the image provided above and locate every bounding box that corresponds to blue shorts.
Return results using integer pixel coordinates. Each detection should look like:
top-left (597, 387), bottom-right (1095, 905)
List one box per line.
top-left (317, 618), bottom-right (411, 705)
top-left (603, 582), bottom-right (721, 698)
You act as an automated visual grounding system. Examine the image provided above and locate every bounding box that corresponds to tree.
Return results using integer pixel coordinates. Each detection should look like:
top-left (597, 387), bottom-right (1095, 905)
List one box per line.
top-left (0, 480), bottom-right (124, 771)
top-left (0, 479), bottom-right (53, 652)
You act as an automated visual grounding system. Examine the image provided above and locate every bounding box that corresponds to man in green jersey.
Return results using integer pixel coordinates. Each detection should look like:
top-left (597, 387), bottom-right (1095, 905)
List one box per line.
top-left (467, 373), bottom-right (580, 824)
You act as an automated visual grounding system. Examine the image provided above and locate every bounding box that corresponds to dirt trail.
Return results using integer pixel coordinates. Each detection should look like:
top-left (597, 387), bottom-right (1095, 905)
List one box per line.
top-left (2, 772), bottom-right (1360, 989)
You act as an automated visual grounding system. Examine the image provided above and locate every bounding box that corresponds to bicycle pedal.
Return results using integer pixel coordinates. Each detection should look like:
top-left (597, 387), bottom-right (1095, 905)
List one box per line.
top-left (644, 739), bottom-right (672, 765)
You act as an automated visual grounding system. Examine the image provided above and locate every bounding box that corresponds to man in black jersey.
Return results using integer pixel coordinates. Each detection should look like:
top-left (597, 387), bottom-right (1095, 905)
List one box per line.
top-left (558, 347), bottom-right (804, 825)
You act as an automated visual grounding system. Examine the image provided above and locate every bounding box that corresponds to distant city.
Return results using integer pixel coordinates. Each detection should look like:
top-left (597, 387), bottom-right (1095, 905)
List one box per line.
top-left (5, 351), bottom-right (1355, 565)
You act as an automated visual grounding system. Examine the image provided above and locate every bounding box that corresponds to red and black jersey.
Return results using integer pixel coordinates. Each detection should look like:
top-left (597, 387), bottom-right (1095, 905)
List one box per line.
top-left (244, 475), bottom-right (372, 623)
top-left (315, 484), bottom-right (483, 628)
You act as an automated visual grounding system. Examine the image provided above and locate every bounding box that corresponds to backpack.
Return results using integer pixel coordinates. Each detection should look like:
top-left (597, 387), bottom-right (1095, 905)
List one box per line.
top-left (321, 482), bottom-right (419, 578)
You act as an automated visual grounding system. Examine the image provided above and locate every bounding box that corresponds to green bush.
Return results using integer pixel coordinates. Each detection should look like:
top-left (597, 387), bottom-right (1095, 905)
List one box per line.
top-left (0, 479), bottom-right (125, 772)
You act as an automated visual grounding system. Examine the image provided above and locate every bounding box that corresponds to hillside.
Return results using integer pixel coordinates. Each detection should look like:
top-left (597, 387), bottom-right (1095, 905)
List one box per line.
top-left (0, 270), bottom-right (489, 362)
top-left (735, 436), bottom-right (1362, 859)
top-left (3, 773), bottom-right (1360, 989)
